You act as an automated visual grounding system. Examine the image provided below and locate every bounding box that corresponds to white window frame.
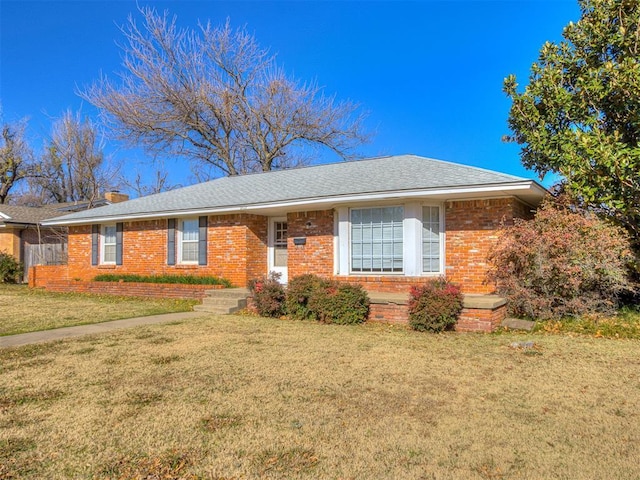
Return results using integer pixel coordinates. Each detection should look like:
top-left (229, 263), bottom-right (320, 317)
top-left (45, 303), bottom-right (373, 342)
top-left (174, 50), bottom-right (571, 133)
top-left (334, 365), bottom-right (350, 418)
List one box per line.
top-left (420, 204), bottom-right (445, 275)
top-left (336, 202), bottom-right (445, 276)
top-left (349, 206), bottom-right (404, 274)
top-left (178, 218), bottom-right (199, 265)
top-left (101, 224), bottom-right (117, 265)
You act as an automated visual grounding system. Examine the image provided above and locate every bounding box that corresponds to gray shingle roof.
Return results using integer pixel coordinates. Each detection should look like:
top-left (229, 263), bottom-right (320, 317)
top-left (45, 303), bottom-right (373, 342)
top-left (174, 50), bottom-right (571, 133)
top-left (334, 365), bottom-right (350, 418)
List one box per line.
top-left (45, 155), bottom-right (540, 225)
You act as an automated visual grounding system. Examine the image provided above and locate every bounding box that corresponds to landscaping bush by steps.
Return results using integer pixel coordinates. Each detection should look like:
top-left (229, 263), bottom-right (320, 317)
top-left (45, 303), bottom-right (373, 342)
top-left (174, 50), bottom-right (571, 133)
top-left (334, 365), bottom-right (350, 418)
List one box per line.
top-left (248, 272), bottom-right (286, 318)
top-left (407, 278), bottom-right (463, 332)
top-left (249, 274), bottom-right (369, 324)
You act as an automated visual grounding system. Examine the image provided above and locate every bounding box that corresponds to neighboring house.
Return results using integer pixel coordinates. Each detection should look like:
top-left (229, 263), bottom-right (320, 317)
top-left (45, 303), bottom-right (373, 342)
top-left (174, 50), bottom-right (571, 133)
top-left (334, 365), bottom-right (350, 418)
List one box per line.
top-left (36, 155), bottom-right (546, 329)
top-left (0, 192), bottom-right (129, 281)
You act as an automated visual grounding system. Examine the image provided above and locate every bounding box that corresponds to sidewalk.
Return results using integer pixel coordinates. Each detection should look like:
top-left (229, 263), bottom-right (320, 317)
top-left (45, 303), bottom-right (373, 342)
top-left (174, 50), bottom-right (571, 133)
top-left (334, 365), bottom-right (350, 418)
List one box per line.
top-left (0, 311), bottom-right (207, 348)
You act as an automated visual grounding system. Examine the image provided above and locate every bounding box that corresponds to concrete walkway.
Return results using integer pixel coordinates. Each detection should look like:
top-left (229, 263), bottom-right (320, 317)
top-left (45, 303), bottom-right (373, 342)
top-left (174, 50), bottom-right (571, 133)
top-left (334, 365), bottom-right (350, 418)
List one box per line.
top-left (0, 311), bottom-right (207, 348)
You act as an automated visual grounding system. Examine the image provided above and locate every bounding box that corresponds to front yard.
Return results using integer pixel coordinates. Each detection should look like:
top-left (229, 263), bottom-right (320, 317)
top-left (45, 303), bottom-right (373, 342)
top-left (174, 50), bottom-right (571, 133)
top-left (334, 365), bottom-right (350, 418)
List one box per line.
top-left (0, 285), bottom-right (196, 336)
top-left (1, 310), bottom-right (639, 478)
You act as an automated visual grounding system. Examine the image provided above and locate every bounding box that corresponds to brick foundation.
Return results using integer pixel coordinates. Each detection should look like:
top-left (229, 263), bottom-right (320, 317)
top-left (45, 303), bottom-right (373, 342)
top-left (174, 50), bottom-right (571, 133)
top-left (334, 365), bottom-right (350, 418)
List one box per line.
top-left (29, 266), bottom-right (221, 300)
top-left (367, 293), bottom-right (507, 332)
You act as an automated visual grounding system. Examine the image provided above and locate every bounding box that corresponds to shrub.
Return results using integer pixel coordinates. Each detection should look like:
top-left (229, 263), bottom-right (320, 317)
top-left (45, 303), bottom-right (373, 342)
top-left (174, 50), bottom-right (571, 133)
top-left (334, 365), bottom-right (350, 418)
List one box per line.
top-left (93, 273), bottom-right (232, 287)
top-left (487, 201), bottom-right (635, 320)
top-left (307, 281), bottom-right (369, 325)
top-left (0, 251), bottom-right (22, 283)
top-left (407, 278), bottom-right (463, 332)
top-left (248, 272), bottom-right (286, 318)
top-left (285, 274), bottom-right (329, 320)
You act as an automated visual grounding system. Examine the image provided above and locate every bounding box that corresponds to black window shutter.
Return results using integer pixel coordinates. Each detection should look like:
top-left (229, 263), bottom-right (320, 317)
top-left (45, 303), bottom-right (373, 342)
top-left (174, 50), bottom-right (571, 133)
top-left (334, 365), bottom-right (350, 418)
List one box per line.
top-left (91, 224), bottom-right (99, 265)
top-left (198, 216), bottom-right (208, 265)
top-left (167, 219), bottom-right (176, 265)
top-left (115, 222), bottom-right (123, 265)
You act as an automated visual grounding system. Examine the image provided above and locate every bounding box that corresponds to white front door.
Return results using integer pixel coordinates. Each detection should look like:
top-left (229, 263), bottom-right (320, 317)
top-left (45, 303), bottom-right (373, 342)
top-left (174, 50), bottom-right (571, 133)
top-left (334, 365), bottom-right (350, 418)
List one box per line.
top-left (268, 217), bottom-right (288, 283)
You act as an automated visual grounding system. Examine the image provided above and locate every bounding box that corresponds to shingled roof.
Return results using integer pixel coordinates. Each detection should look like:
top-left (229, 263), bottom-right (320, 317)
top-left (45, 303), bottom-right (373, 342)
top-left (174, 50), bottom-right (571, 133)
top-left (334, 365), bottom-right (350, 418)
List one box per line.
top-left (0, 205), bottom-right (65, 225)
top-left (44, 155), bottom-right (546, 226)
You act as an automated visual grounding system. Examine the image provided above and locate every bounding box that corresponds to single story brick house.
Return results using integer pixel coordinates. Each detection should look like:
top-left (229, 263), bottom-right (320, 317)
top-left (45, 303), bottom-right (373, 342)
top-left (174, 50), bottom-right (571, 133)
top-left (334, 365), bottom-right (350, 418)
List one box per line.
top-left (34, 155), bottom-right (546, 330)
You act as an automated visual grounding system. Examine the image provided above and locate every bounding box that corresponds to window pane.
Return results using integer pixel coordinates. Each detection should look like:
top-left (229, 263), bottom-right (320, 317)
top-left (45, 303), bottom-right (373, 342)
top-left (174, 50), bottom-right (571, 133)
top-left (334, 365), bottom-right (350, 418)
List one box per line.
top-left (182, 241), bottom-right (198, 262)
top-left (422, 206), bottom-right (440, 273)
top-left (182, 219), bottom-right (199, 242)
top-left (351, 207), bottom-right (403, 273)
top-left (104, 245), bottom-right (116, 263)
top-left (181, 219), bottom-right (200, 262)
top-left (102, 226), bottom-right (117, 263)
top-left (104, 226), bottom-right (116, 244)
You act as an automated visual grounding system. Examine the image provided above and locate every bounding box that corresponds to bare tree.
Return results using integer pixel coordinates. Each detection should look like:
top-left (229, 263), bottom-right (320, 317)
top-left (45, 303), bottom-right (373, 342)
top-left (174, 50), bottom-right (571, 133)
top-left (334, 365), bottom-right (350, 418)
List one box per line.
top-left (30, 110), bottom-right (120, 205)
top-left (81, 7), bottom-right (368, 178)
top-left (121, 159), bottom-right (180, 197)
top-left (0, 120), bottom-right (33, 204)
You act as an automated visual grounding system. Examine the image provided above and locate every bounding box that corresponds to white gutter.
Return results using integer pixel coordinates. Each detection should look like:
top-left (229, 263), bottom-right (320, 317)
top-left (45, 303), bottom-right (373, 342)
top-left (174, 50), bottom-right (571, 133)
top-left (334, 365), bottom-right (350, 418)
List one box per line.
top-left (43, 181), bottom-right (547, 226)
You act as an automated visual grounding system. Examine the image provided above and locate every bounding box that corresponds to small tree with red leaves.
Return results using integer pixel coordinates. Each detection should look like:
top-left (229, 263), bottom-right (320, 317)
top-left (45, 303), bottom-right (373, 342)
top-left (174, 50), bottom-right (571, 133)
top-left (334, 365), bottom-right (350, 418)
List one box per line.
top-left (488, 201), bottom-right (635, 320)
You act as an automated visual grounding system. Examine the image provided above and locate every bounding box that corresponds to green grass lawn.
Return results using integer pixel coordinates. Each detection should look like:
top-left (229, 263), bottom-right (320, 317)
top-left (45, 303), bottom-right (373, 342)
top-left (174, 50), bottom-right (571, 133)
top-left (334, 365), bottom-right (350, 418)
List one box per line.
top-left (1, 313), bottom-right (640, 479)
top-left (0, 284), bottom-right (197, 336)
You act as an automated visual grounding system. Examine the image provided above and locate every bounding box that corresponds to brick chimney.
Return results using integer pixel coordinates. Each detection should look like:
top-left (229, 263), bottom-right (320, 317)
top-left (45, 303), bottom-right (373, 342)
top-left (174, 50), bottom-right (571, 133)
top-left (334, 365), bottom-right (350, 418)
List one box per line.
top-left (104, 191), bottom-right (130, 203)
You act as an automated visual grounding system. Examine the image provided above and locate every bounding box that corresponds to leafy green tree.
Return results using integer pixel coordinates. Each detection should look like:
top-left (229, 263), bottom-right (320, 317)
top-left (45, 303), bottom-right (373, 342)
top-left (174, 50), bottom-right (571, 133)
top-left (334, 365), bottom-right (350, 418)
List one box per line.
top-left (504, 0), bottom-right (640, 244)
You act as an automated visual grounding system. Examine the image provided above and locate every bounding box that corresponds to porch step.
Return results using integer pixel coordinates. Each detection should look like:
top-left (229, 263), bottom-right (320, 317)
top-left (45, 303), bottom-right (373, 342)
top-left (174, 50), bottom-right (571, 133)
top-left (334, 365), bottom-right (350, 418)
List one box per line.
top-left (194, 288), bottom-right (250, 314)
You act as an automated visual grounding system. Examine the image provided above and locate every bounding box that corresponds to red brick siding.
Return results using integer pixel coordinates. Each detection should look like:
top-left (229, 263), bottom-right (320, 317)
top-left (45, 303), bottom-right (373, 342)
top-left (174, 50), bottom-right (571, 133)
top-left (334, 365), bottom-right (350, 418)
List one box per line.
top-left (445, 198), bottom-right (528, 294)
top-left (287, 210), bottom-right (334, 279)
top-left (28, 265), bottom-right (68, 288)
top-left (456, 305), bottom-right (507, 333)
top-left (64, 215), bottom-right (269, 287)
top-left (334, 275), bottom-right (433, 293)
top-left (31, 277), bottom-right (215, 301)
top-left (369, 301), bottom-right (505, 332)
top-left (368, 303), bottom-right (409, 324)
top-left (244, 215), bottom-right (269, 281)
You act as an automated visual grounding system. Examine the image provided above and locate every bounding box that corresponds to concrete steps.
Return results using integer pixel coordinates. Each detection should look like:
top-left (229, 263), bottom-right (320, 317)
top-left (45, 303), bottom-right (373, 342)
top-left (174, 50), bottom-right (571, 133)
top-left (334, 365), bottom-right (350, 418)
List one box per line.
top-left (193, 288), bottom-right (250, 314)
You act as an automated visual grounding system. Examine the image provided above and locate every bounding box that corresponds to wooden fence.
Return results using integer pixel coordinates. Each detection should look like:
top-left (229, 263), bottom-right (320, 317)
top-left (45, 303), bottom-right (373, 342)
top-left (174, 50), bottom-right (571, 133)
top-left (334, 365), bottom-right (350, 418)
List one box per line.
top-left (23, 243), bottom-right (67, 281)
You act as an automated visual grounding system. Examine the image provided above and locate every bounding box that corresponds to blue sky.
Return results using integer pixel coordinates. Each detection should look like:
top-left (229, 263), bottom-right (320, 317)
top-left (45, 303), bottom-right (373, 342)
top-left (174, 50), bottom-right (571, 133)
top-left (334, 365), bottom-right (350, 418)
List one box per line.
top-left (1, 0), bottom-right (579, 193)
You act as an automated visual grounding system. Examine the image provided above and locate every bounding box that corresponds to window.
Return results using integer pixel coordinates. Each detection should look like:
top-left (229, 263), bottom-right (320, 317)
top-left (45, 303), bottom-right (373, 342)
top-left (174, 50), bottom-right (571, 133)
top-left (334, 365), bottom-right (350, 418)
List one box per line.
top-left (102, 225), bottom-right (117, 264)
top-left (422, 206), bottom-right (440, 273)
top-left (179, 219), bottom-right (199, 263)
top-left (273, 221), bottom-right (288, 267)
top-left (350, 207), bottom-right (403, 273)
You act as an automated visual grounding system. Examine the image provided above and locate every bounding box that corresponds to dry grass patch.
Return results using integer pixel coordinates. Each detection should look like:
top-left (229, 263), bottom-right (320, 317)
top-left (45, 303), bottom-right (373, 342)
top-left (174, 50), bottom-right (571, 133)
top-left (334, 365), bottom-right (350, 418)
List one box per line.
top-left (0, 284), bottom-right (196, 336)
top-left (0, 315), bottom-right (639, 478)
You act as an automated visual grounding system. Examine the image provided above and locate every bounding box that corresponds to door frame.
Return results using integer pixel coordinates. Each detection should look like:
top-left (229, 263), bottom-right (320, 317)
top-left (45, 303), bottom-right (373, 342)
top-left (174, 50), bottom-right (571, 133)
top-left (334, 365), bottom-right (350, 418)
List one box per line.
top-left (267, 216), bottom-right (288, 283)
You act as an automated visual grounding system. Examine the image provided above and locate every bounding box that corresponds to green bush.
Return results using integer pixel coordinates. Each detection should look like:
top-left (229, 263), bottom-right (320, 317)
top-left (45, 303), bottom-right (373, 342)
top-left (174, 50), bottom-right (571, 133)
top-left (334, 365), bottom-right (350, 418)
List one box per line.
top-left (0, 251), bottom-right (22, 283)
top-left (307, 281), bottom-right (370, 325)
top-left (487, 200), bottom-right (635, 320)
top-left (407, 279), bottom-right (463, 332)
top-left (93, 273), bottom-right (232, 287)
top-left (248, 272), bottom-right (286, 318)
top-left (285, 274), bottom-right (329, 320)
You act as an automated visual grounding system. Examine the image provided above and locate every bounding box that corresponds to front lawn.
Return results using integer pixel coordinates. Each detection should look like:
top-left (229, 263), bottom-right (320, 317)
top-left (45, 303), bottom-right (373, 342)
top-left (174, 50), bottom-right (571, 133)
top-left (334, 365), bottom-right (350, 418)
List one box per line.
top-left (1, 314), bottom-right (639, 479)
top-left (0, 284), bottom-right (197, 336)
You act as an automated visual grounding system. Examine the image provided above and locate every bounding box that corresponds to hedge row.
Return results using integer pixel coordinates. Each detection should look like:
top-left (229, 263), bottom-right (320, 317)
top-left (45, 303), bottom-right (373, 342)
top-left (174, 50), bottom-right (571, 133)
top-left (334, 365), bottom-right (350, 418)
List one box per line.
top-left (93, 273), bottom-right (233, 287)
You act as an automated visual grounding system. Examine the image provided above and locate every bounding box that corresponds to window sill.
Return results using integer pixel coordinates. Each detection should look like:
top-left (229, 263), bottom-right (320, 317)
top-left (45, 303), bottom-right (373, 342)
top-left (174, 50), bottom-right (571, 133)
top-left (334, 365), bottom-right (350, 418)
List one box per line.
top-left (97, 264), bottom-right (116, 269)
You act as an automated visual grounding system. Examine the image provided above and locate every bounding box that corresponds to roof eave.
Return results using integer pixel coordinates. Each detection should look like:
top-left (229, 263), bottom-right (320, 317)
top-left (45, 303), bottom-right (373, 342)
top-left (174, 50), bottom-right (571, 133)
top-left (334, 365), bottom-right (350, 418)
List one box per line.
top-left (43, 181), bottom-right (547, 226)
